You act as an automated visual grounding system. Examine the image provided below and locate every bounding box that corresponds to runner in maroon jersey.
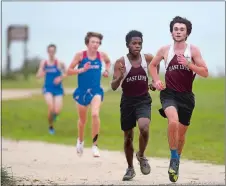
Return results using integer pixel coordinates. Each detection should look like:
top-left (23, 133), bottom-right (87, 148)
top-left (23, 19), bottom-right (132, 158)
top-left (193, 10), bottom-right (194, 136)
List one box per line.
top-left (111, 30), bottom-right (159, 181)
top-left (149, 16), bottom-right (208, 183)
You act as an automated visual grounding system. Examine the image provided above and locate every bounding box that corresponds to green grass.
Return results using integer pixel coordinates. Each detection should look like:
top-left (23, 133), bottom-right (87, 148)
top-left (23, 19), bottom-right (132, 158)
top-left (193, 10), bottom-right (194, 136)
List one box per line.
top-left (2, 74), bottom-right (111, 89)
top-left (2, 78), bottom-right (224, 164)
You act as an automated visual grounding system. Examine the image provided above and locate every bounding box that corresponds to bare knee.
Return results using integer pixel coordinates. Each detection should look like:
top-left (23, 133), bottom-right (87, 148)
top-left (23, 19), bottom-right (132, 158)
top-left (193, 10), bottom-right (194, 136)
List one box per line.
top-left (168, 120), bottom-right (179, 128)
top-left (140, 126), bottom-right (149, 140)
top-left (138, 118), bottom-right (149, 136)
top-left (54, 108), bottom-right (61, 114)
top-left (91, 111), bottom-right (99, 119)
top-left (165, 106), bottom-right (179, 128)
top-left (47, 104), bottom-right (54, 113)
top-left (91, 95), bottom-right (101, 120)
top-left (54, 102), bottom-right (62, 113)
top-left (79, 118), bottom-right (86, 126)
top-left (138, 119), bottom-right (149, 132)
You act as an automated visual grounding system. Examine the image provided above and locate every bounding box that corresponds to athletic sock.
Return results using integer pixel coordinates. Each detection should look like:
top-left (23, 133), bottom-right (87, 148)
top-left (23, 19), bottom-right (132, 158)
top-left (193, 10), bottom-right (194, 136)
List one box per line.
top-left (49, 126), bottom-right (54, 130)
top-left (170, 149), bottom-right (179, 159)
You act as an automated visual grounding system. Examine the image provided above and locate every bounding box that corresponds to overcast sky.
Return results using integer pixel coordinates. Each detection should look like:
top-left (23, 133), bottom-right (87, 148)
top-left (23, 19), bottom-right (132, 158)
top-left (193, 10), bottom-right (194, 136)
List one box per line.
top-left (2, 1), bottom-right (225, 75)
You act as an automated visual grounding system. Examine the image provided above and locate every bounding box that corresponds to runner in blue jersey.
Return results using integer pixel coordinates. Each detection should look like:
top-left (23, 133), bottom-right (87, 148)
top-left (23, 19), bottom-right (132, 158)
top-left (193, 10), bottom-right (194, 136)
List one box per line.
top-left (67, 32), bottom-right (111, 157)
top-left (36, 44), bottom-right (67, 135)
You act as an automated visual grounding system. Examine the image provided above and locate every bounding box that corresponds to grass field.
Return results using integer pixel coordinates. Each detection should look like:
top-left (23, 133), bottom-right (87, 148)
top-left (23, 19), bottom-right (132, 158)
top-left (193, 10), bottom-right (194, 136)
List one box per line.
top-left (2, 77), bottom-right (224, 165)
top-left (2, 74), bottom-right (110, 89)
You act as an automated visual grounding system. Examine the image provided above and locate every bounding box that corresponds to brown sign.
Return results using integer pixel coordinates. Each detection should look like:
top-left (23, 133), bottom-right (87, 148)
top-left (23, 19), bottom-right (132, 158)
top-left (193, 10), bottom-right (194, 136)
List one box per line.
top-left (7, 25), bottom-right (28, 41)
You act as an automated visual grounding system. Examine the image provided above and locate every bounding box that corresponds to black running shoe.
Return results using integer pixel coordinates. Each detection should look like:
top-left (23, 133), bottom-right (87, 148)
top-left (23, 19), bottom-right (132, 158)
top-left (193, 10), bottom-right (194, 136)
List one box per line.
top-left (168, 158), bottom-right (180, 182)
top-left (136, 152), bottom-right (151, 175)
top-left (122, 167), bottom-right (136, 181)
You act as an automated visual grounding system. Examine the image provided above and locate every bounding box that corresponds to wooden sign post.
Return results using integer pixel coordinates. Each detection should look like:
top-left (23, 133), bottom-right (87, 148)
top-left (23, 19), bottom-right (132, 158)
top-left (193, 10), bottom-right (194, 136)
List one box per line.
top-left (6, 25), bottom-right (29, 79)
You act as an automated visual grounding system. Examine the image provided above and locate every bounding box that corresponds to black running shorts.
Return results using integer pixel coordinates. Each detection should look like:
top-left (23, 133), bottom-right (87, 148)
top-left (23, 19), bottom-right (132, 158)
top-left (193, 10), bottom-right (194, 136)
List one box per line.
top-left (120, 92), bottom-right (152, 131)
top-left (159, 88), bottom-right (195, 126)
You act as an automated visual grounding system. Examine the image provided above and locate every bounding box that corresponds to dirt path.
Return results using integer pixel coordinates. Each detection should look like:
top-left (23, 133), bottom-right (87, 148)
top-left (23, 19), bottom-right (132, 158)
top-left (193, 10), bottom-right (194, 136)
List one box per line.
top-left (2, 89), bottom-right (225, 185)
top-left (2, 139), bottom-right (225, 185)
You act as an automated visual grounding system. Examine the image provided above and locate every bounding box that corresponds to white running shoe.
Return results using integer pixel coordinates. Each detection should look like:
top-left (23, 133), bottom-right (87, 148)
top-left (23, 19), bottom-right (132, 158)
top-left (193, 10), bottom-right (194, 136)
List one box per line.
top-left (92, 145), bottom-right (100, 157)
top-left (76, 138), bottom-right (84, 156)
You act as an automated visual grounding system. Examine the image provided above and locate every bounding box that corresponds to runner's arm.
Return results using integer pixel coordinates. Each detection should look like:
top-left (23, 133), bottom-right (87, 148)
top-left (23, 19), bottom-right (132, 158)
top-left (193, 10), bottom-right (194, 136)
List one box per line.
top-left (59, 61), bottom-right (67, 80)
top-left (36, 60), bottom-right (46, 78)
top-left (145, 54), bottom-right (159, 91)
top-left (67, 52), bottom-right (84, 76)
top-left (145, 53), bottom-right (160, 75)
top-left (111, 58), bottom-right (124, 91)
top-left (101, 52), bottom-right (111, 73)
top-left (149, 47), bottom-right (164, 82)
top-left (188, 45), bottom-right (209, 78)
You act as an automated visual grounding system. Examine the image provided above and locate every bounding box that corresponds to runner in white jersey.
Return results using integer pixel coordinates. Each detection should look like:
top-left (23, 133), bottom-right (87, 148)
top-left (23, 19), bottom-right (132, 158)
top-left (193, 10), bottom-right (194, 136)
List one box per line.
top-left (149, 16), bottom-right (208, 183)
top-left (111, 30), bottom-right (159, 181)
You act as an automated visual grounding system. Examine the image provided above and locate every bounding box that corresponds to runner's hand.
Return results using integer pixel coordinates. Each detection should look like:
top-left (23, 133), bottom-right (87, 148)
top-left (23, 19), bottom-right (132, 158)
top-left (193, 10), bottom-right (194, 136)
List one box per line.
top-left (84, 62), bottom-right (91, 71)
top-left (54, 76), bottom-right (62, 84)
top-left (154, 80), bottom-right (165, 91)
